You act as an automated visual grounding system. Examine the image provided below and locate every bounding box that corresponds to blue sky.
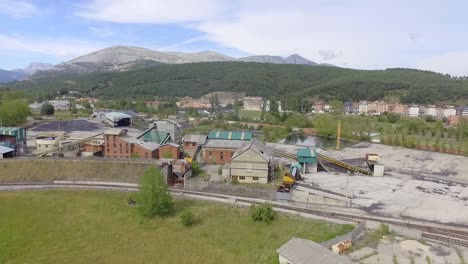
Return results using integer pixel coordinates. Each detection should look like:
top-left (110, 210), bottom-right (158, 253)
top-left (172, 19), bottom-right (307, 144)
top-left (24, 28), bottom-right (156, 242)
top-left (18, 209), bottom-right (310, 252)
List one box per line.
top-left (1, 0), bottom-right (467, 75)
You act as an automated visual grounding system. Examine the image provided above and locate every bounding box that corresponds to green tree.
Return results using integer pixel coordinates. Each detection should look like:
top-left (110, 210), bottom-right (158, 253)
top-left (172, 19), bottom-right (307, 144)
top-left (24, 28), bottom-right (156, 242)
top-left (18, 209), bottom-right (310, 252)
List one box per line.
top-left (137, 167), bottom-right (173, 218)
top-left (329, 100), bottom-right (344, 115)
top-left (0, 99), bottom-right (30, 126)
top-left (269, 99), bottom-right (280, 118)
top-left (41, 103), bottom-right (55, 115)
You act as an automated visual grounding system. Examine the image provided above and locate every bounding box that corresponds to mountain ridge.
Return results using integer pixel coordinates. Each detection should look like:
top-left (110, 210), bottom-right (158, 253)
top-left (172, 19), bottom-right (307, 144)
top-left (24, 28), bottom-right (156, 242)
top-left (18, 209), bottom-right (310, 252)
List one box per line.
top-left (30, 46), bottom-right (329, 78)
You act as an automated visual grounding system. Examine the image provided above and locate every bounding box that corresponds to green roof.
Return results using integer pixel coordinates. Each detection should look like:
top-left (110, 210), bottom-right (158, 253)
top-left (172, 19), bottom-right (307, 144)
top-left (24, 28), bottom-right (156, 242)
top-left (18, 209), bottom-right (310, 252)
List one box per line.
top-left (0, 127), bottom-right (26, 141)
top-left (208, 131), bottom-right (252, 140)
top-left (297, 148), bottom-right (317, 158)
top-left (143, 131), bottom-right (169, 144)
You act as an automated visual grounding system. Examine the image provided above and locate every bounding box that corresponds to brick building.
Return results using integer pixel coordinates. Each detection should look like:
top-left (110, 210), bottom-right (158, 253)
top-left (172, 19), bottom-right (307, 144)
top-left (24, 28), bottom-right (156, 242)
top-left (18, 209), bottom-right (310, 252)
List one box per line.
top-left (159, 143), bottom-right (181, 160)
top-left (104, 129), bottom-right (159, 159)
top-left (183, 134), bottom-right (207, 157)
top-left (202, 131), bottom-right (253, 165)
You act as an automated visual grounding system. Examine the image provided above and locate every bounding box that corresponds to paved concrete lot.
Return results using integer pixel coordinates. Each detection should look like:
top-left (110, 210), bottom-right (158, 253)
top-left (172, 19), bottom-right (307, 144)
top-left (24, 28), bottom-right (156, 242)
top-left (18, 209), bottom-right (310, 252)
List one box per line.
top-left (350, 236), bottom-right (467, 264)
top-left (267, 141), bottom-right (468, 225)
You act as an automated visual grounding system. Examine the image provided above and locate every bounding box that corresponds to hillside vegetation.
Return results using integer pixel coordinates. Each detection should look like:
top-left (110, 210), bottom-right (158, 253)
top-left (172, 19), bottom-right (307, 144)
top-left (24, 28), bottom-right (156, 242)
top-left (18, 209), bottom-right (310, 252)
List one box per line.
top-left (3, 62), bottom-right (468, 104)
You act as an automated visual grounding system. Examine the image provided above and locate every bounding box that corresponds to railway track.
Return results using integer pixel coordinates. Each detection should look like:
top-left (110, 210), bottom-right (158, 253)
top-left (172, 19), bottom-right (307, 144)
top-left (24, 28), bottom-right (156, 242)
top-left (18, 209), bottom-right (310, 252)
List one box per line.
top-left (2, 182), bottom-right (468, 248)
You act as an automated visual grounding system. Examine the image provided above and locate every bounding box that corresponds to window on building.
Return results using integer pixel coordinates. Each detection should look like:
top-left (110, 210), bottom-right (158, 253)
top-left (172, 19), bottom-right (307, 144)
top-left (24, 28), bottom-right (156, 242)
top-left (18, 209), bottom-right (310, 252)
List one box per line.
top-left (253, 177), bottom-right (259, 180)
top-left (113, 143), bottom-right (116, 148)
top-left (208, 151), bottom-right (212, 156)
top-left (239, 176), bottom-right (245, 180)
top-left (145, 153), bottom-right (148, 159)
top-left (106, 135), bottom-right (110, 140)
top-left (220, 152), bottom-right (224, 160)
top-left (113, 135), bottom-right (116, 141)
top-left (120, 143), bottom-right (122, 148)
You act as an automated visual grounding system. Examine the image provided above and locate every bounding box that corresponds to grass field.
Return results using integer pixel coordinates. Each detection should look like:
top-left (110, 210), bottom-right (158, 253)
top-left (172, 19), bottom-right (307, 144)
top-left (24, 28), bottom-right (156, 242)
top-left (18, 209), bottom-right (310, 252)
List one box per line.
top-left (0, 190), bottom-right (354, 264)
top-left (0, 160), bottom-right (153, 183)
top-left (240, 110), bottom-right (262, 120)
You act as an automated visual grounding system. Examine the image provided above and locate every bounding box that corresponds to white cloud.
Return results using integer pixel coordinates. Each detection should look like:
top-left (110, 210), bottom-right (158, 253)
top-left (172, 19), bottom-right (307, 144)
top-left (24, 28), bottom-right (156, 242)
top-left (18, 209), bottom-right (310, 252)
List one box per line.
top-left (0, 34), bottom-right (105, 60)
top-left (76, 0), bottom-right (231, 24)
top-left (416, 51), bottom-right (468, 77)
top-left (0, 0), bottom-right (38, 18)
top-left (89, 26), bottom-right (113, 37)
top-left (73, 0), bottom-right (468, 75)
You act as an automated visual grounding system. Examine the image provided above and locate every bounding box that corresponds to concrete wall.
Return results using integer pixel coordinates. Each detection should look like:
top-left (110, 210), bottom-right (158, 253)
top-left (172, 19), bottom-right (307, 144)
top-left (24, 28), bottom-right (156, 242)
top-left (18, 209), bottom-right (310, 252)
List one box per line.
top-left (321, 221), bottom-right (366, 249)
top-left (291, 190), bottom-right (349, 207)
top-left (278, 255), bottom-right (293, 264)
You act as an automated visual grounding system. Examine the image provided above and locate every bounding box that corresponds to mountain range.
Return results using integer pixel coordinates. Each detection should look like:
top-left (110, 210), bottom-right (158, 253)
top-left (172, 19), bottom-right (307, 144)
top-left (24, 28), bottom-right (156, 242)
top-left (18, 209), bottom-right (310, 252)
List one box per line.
top-left (0, 46), bottom-right (332, 81)
top-left (0, 62), bottom-right (54, 83)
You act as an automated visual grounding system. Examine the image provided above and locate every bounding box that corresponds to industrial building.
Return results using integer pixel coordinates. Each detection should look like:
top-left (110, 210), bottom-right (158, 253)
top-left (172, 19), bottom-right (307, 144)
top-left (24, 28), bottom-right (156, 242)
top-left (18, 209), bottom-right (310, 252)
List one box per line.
top-left (150, 120), bottom-right (181, 141)
top-left (203, 131), bottom-right (252, 165)
top-left (105, 112), bottom-right (132, 127)
top-left (0, 146), bottom-right (15, 159)
top-left (276, 237), bottom-right (353, 264)
top-left (104, 129), bottom-right (159, 159)
top-left (297, 148), bottom-right (318, 173)
top-left (183, 134), bottom-right (207, 157)
top-left (159, 143), bottom-right (181, 160)
top-left (0, 127), bottom-right (27, 155)
top-left (229, 138), bottom-right (274, 184)
top-left (35, 136), bottom-right (59, 152)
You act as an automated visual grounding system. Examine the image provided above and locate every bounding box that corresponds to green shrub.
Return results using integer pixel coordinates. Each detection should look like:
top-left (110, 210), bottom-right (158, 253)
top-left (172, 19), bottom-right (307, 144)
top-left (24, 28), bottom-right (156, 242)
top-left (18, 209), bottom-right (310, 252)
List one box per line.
top-left (137, 167), bottom-right (173, 218)
top-left (250, 203), bottom-right (277, 223)
top-left (217, 166), bottom-right (223, 175)
top-left (180, 211), bottom-right (195, 227)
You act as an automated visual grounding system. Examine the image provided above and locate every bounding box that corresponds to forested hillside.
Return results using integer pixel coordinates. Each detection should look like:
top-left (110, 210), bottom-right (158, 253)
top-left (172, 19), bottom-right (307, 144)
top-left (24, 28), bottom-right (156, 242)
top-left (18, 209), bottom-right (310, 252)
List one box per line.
top-left (2, 62), bottom-right (467, 104)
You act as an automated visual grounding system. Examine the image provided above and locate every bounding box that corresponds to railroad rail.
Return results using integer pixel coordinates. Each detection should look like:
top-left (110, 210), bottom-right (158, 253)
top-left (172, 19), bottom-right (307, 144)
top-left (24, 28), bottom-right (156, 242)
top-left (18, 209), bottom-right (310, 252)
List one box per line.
top-left (1, 182), bottom-right (468, 248)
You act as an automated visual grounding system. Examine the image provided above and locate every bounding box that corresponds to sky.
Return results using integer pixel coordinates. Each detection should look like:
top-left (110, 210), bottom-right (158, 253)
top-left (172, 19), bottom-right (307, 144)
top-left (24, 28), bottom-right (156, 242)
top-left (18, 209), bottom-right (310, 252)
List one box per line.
top-left (0, 0), bottom-right (467, 76)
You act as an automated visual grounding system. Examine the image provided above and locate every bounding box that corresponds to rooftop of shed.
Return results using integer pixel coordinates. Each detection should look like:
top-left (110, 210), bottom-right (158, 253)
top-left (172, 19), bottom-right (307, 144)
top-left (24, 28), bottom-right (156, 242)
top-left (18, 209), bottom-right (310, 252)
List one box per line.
top-left (208, 131), bottom-right (252, 140)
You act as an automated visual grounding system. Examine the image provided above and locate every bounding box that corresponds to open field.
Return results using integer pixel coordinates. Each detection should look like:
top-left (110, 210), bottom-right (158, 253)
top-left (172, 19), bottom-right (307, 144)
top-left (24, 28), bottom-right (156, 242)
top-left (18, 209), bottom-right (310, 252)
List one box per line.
top-left (0, 159), bottom-right (154, 183)
top-left (240, 110), bottom-right (262, 120)
top-left (0, 190), bottom-right (353, 264)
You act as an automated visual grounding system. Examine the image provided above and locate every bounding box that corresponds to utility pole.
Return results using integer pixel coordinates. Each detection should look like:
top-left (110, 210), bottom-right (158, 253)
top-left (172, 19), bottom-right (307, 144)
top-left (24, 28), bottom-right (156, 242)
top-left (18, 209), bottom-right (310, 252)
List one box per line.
top-left (336, 121), bottom-right (341, 151)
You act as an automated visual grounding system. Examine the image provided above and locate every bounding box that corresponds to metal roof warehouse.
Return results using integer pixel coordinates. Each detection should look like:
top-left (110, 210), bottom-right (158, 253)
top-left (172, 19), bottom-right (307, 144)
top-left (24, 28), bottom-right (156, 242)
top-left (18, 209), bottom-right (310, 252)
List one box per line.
top-left (208, 131), bottom-right (252, 140)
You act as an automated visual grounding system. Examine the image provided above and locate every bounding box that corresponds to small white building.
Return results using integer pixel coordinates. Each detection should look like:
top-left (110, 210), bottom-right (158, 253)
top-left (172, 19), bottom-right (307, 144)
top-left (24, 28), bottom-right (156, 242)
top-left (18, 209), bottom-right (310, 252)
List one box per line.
top-left (243, 96), bottom-right (263, 111)
top-left (358, 101), bottom-right (368, 115)
top-left (408, 105), bottom-right (420, 117)
top-left (443, 106), bottom-right (457, 118)
top-left (425, 105), bottom-right (437, 117)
